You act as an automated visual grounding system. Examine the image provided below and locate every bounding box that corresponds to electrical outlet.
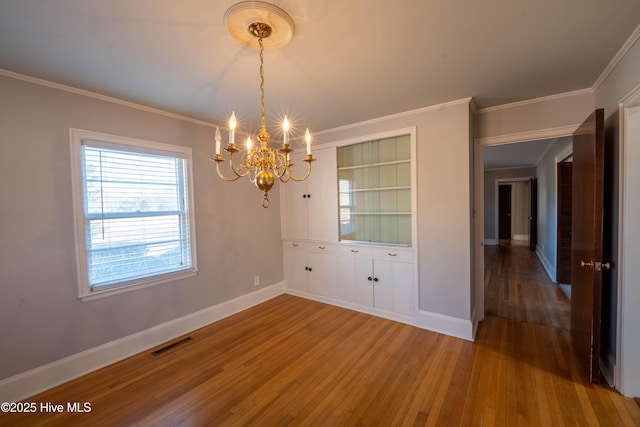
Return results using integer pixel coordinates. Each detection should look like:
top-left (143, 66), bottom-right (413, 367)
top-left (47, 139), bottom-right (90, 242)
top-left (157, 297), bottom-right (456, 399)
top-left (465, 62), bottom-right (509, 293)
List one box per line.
top-left (254, 275), bottom-right (260, 286)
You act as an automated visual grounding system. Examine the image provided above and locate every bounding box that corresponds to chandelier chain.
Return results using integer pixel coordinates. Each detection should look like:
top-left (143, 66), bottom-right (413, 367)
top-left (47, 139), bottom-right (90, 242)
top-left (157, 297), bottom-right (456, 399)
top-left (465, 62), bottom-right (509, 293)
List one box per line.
top-left (213, 7), bottom-right (314, 208)
top-left (259, 36), bottom-right (266, 133)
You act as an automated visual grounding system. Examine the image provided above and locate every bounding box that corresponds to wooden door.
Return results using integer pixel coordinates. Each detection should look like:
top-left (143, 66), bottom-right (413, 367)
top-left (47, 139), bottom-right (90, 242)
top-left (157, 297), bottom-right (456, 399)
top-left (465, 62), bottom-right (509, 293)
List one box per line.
top-left (529, 177), bottom-right (538, 251)
top-left (571, 109), bottom-right (605, 383)
top-left (557, 162), bottom-right (573, 284)
top-left (498, 184), bottom-right (512, 240)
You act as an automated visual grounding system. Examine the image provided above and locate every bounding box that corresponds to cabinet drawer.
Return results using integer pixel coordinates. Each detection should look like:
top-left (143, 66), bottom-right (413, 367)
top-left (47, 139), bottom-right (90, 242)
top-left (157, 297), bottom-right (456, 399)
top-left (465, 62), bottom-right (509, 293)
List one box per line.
top-left (372, 248), bottom-right (414, 262)
top-left (284, 240), bottom-right (336, 254)
top-left (338, 244), bottom-right (414, 262)
top-left (283, 240), bottom-right (306, 250)
top-left (308, 243), bottom-right (336, 254)
top-left (337, 245), bottom-right (376, 257)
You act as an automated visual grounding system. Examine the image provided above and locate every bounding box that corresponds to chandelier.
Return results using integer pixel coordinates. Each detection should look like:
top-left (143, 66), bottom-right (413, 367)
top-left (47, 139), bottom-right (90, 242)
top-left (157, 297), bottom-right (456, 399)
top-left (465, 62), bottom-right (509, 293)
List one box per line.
top-left (212, 2), bottom-right (314, 208)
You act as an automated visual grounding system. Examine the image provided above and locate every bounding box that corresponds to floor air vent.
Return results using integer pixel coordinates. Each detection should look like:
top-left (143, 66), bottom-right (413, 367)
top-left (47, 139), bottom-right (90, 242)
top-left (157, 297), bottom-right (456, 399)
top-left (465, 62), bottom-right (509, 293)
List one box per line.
top-left (151, 337), bottom-right (192, 356)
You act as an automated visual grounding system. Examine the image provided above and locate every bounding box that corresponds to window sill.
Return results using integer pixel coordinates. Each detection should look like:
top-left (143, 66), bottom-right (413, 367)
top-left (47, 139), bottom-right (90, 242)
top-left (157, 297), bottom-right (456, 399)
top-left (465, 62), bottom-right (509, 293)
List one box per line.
top-left (78, 269), bottom-right (198, 302)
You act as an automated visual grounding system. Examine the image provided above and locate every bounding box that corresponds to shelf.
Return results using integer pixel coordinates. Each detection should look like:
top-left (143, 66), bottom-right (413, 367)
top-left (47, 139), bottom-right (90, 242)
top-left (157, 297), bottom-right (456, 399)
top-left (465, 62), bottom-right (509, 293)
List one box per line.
top-left (337, 159), bottom-right (410, 171)
top-left (344, 212), bottom-right (411, 215)
top-left (337, 134), bottom-right (413, 246)
top-left (339, 186), bottom-right (411, 193)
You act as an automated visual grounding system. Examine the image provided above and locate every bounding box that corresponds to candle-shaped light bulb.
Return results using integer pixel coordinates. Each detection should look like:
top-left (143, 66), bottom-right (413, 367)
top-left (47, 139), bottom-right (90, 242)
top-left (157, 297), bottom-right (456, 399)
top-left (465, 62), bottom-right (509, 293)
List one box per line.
top-left (283, 116), bottom-right (290, 146)
top-left (246, 137), bottom-right (252, 152)
top-left (215, 127), bottom-right (221, 155)
top-left (229, 112), bottom-right (236, 146)
top-left (305, 128), bottom-right (312, 155)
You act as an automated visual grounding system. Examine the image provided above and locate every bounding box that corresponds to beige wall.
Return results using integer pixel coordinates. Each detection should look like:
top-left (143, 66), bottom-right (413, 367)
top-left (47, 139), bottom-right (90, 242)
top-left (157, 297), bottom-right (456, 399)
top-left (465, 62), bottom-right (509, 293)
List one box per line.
top-left (0, 75), bottom-right (284, 380)
top-left (475, 90), bottom-right (595, 141)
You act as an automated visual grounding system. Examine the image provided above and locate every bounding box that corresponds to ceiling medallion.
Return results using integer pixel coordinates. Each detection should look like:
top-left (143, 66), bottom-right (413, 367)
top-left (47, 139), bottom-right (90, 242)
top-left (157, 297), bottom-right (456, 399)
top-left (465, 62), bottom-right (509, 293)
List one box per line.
top-left (213, 1), bottom-right (313, 208)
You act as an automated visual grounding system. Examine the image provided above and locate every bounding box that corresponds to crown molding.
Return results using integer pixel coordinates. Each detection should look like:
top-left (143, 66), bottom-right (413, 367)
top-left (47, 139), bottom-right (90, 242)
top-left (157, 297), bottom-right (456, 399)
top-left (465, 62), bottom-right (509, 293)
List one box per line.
top-left (592, 22), bottom-right (640, 92)
top-left (0, 68), bottom-right (217, 128)
top-left (484, 165), bottom-right (537, 172)
top-left (316, 97), bottom-right (473, 136)
top-left (474, 88), bottom-right (593, 115)
top-left (476, 124), bottom-right (578, 147)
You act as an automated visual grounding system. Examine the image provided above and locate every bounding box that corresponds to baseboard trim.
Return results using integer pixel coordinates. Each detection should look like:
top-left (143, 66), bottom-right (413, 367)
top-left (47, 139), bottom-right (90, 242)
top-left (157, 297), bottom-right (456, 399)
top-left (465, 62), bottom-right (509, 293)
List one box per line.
top-left (535, 248), bottom-right (556, 283)
top-left (484, 238), bottom-right (497, 246)
top-left (286, 290), bottom-right (475, 341)
top-left (285, 289), bottom-right (416, 327)
top-left (0, 282), bottom-right (286, 402)
top-left (513, 234), bottom-right (529, 241)
top-left (600, 350), bottom-right (616, 388)
top-left (415, 310), bottom-right (475, 342)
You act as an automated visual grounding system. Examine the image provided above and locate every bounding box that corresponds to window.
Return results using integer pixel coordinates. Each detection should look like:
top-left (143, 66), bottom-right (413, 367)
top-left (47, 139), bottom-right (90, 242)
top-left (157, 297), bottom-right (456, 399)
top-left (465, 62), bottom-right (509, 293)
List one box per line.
top-left (70, 129), bottom-right (197, 300)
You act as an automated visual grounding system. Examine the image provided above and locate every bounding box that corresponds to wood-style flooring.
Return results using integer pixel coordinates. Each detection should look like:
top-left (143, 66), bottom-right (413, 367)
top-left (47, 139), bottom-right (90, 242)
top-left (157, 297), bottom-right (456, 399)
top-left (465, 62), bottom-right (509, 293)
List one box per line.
top-left (2, 243), bottom-right (639, 426)
top-left (484, 241), bottom-right (570, 330)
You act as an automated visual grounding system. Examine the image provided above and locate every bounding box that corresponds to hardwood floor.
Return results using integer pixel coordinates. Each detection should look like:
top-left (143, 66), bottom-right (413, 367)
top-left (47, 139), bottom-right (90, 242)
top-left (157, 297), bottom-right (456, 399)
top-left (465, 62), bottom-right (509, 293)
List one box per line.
top-left (2, 246), bottom-right (639, 426)
top-left (484, 241), bottom-right (570, 330)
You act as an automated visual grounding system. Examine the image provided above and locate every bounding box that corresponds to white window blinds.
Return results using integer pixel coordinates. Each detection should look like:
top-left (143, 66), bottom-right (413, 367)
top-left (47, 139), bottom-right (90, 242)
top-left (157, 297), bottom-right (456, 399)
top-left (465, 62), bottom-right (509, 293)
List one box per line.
top-left (70, 129), bottom-right (197, 298)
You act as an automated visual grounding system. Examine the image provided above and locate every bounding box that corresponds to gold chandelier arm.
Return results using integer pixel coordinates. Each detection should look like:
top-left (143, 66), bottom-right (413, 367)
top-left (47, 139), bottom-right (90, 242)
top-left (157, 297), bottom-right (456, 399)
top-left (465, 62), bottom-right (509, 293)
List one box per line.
top-left (228, 150), bottom-right (252, 179)
top-left (271, 151), bottom-right (288, 178)
top-left (211, 156), bottom-right (241, 181)
top-left (285, 155), bottom-right (314, 182)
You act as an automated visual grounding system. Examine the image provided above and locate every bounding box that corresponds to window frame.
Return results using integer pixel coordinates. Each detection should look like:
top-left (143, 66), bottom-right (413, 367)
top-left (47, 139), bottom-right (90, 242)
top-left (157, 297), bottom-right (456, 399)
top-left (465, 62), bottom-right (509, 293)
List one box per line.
top-left (69, 128), bottom-right (198, 301)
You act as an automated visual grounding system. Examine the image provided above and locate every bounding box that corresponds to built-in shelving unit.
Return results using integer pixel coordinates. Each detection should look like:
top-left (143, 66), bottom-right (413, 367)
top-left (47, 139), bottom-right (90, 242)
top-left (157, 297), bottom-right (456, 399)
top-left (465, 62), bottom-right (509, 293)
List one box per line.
top-left (337, 135), bottom-right (412, 246)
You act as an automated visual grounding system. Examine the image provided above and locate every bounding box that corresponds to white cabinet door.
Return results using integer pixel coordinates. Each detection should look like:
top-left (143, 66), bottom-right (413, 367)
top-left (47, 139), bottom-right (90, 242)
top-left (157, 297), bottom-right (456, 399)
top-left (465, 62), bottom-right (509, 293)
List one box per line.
top-left (335, 253), bottom-right (358, 303)
top-left (283, 243), bottom-right (309, 292)
top-left (280, 147), bottom-right (338, 242)
top-left (307, 247), bottom-right (336, 298)
top-left (354, 257), bottom-right (374, 307)
top-left (372, 259), bottom-right (394, 312)
top-left (391, 261), bottom-right (416, 316)
top-left (280, 153), bottom-right (309, 240)
top-left (307, 147), bottom-right (338, 242)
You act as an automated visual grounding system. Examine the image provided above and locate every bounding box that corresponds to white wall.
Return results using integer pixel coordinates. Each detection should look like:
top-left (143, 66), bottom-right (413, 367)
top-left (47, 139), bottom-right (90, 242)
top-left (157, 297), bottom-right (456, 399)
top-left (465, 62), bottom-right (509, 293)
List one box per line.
top-left (0, 75), bottom-right (284, 381)
top-left (317, 99), bottom-right (475, 335)
top-left (594, 25), bottom-right (640, 397)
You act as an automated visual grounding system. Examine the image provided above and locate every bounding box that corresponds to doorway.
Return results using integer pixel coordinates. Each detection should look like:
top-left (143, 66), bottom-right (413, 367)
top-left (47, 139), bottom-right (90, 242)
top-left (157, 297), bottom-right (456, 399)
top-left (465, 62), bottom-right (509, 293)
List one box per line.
top-left (481, 138), bottom-right (572, 330)
top-left (498, 184), bottom-right (512, 240)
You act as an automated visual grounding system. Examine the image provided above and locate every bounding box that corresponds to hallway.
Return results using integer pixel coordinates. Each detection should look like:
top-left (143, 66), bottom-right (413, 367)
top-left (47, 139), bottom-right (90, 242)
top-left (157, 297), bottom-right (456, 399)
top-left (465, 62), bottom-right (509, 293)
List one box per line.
top-left (485, 241), bottom-right (570, 330)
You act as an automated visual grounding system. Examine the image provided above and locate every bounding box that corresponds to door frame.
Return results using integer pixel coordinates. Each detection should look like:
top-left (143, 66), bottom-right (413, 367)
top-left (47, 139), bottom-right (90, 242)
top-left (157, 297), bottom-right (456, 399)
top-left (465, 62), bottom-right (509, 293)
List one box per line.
top-left (473, 127), bottom-right (579, 369)
top-left (616, 86), bottom-right (640, 396)
top-left (471, 130), bottom-right (580, 348)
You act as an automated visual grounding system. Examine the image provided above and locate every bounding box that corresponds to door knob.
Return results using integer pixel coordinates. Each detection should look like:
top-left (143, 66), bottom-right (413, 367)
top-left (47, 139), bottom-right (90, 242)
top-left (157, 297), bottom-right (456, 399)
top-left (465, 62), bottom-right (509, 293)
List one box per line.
top-left (581, 260), bottom-right (612, 271)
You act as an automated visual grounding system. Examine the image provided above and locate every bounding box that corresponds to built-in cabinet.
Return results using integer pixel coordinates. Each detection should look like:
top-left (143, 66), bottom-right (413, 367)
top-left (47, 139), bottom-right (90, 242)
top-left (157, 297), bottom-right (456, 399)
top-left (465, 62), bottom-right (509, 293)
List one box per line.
top-left (280, 127), bottom-right (417, 321)
top-left (284, 240), bottom-right (416, 318)
top-left (283, 241), bottom-right (336, 296)
top-left (336, 245), bottom-right (415, 316)
top-left (280, 147), bottom-right (338, 241)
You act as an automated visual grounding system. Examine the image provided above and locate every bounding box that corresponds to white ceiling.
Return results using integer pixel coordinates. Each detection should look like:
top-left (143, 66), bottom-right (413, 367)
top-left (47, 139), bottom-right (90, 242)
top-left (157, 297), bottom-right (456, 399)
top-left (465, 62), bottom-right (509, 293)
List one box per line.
top-left (1, 1), bottom-right (639, 136)
top-left (484, 139), bottom-right (557, 170)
